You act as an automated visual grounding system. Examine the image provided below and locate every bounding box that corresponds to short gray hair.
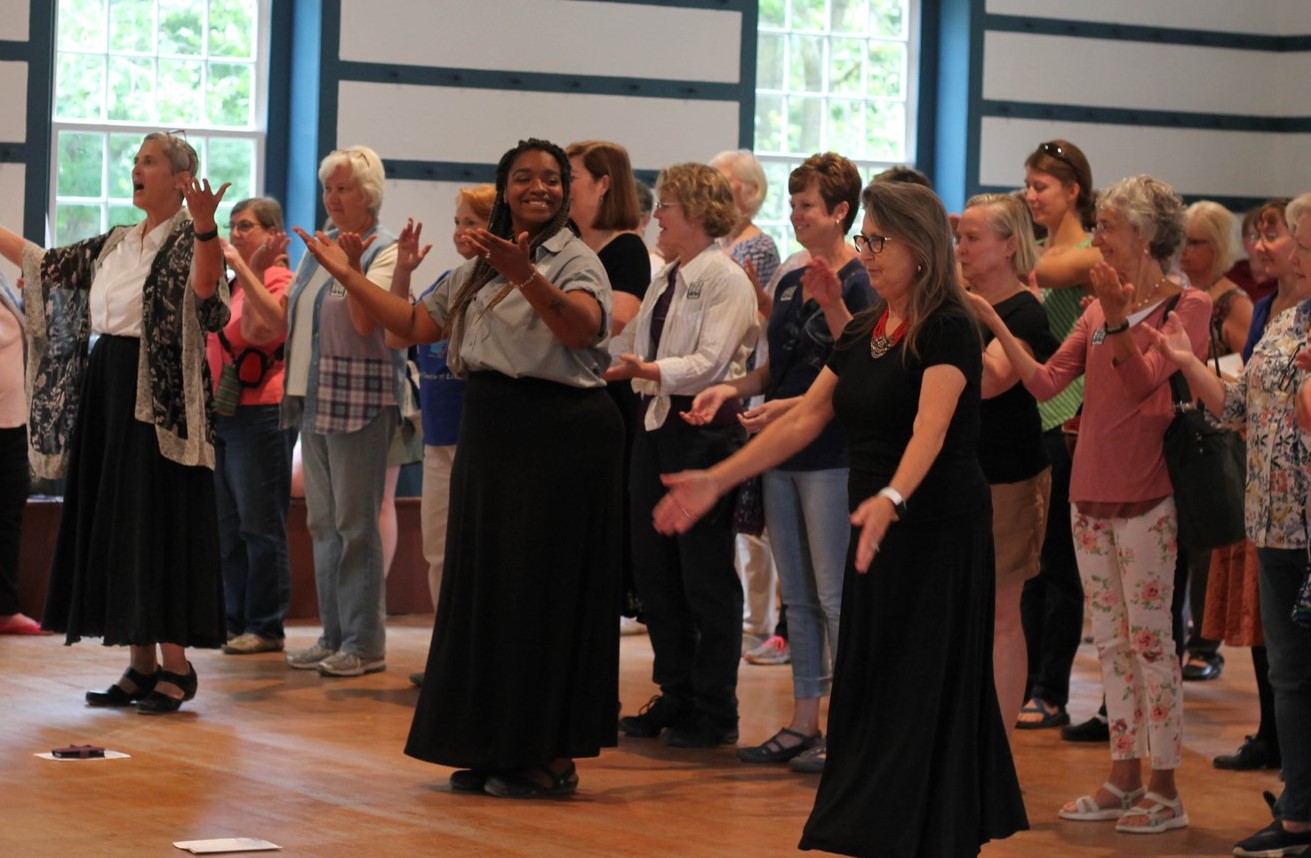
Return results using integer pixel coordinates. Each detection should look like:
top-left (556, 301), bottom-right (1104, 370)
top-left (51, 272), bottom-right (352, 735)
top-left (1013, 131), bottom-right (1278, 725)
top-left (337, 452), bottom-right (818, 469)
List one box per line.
top-left (142, 131), bottom-right (199, 176)
top-left (1287, 193), bottom-right (1311, 233)
top-left (1097, 175), bottom-right (1185, 265)
top-left (709, 148), bottom-right (768, 219)
top-left (317, 145), bottom-right (385, 217)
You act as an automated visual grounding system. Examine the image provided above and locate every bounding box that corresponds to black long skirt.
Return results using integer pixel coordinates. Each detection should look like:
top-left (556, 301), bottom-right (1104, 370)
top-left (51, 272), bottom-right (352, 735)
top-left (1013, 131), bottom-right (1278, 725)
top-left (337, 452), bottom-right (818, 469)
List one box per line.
top-left (405, 371), bottom-right (624, 769)
top-left (42, 335), bottom-right (224, 648)
top-left (799, 477), bottom-right (1028, 857)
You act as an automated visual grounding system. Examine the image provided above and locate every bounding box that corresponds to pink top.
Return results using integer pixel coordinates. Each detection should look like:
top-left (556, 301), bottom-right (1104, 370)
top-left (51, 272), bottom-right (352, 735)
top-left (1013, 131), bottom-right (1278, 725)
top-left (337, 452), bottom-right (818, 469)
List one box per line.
top-left (1025, 289), bottom-right (1212, 506)
top-left (0, 302), bottom-right (23, 428)
top-left (206, 266), bottom-right (293, 406)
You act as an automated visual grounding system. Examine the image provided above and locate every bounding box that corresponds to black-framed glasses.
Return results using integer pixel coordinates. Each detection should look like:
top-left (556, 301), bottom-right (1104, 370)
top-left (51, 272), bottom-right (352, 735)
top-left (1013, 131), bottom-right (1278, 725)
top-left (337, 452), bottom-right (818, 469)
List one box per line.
top-left (227, 219), bottom-right (261, 235)
top-left (853, 233), bottom-right (891, 254)
top-left (1039, 141), bottom-right (1076, 170)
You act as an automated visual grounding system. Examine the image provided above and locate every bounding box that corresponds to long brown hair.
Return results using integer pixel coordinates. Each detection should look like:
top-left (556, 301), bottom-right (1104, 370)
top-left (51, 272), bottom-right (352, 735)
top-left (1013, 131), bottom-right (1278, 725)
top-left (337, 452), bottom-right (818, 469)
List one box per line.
top-left (1024, 139), bottom-right (1096, 230)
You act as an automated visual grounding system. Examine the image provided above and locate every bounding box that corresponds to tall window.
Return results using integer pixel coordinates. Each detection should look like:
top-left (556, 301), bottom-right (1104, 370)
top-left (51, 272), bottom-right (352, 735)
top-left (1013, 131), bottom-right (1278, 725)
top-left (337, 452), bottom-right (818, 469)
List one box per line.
top-left (50, 0), bottom-right (268, 244)
top-left (755, 0), bottom-right (918, 254)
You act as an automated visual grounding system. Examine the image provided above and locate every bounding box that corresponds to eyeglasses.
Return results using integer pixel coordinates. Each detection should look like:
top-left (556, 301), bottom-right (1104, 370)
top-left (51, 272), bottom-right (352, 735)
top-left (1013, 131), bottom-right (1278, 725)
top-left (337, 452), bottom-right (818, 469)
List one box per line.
top-left (227, 220), bottom-right (261, 235)
top-left (853, 233), bottom-right (892, 254)
top-left (1039, 141), bottom-right (1077, 170)
top-left (1184, 238), bottom-right (1210, 248)
top-left (653, 201), bottom-right (683, 212)
top-left (1250, 230), bottom-right (1282, 245)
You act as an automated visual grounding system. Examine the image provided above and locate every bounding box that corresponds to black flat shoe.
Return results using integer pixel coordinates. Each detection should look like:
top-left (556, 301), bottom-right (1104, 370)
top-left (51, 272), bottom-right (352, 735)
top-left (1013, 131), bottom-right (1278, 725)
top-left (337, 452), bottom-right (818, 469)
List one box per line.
top-left (136, 663), bottom-right (198, 716)
top-left (1214, 735), bottom-right (1281, 771)
top-left (1182, 651), bottom-right (1225, 681)
top-left (450, 769), bottom-right (494, 793)
top-left (85, 666), bottom-right (159, 707)
top-left (737, 727), bottom-right (821, 763)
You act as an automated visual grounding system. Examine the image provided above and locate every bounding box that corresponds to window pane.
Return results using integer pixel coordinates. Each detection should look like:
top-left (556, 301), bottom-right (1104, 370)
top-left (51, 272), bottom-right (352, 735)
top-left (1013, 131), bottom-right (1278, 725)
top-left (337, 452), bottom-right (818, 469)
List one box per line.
top-left (108, 203), bottom-right (140, 228)
top-left (831, 0), bottom-right (868, 35)
top-left (787, 35), bottom-right (825, 93)
top-left (785, 97), bottom-right (823, 155)
top-left (868, 43), bottom-right (904, 98)
top-left (55, 54), bottom-right (106, 120)
top-left (790, 0), bottom-right (827, 32)
top-left (208, 0), bottom-right (257, 59)
top-left (754, 95), bottom-right (785, 155)
top-left (829, 38), bottom-right (864, 95)
top-left (760, 160), bottom-right (792, 224)
top-left (869, 0), bottom-right (906, 39)
top-left (107, 133), bottom-right (142, 198)
top-left (206, 62), bottom-right (253, 126)
top-left (58, 0), bottom-right (107, 52)
top-left (205, 137), bottom-right (255, 202)
top-left (158, 59), bottom-right (203, 124)
top-left (759, 0), bottom-right (787, 29)
top-left (865, 100), bottom-right (905, 161)
top-left (159, 0), bottom-right (204, 55)
top-left (56, 204), bottom-right (104, 245)
top-left (826, 100), bottom-right (866, 161)
top-left (57, 132), bottom-right (104, 198)
top-left (109, 0), bottom-right (154, 53)
top-left (107, 56), bottom-right (156, 122)
top-left (757, 33), bottom-right (785, 91)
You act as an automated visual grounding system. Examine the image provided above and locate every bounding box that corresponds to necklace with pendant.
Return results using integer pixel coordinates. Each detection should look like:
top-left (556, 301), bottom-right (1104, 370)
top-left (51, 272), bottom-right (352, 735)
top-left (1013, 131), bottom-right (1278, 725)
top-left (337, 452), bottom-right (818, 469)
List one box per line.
top-left (869, 308), bottom-right (908, 359)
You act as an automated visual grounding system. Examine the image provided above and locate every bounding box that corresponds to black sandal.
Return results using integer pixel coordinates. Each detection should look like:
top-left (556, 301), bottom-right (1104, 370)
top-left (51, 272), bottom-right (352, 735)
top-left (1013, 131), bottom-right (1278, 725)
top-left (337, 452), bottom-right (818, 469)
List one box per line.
top-left (136, 663), bottom-right (198, 716)
top-left (450, 769), bottom-right (495, 793)
top-left (85, 666), bottom-right (159, 707)
top-left (736, 727), bottom-right (821, 764)
top-left (484, 762), bottom-right (578, 798)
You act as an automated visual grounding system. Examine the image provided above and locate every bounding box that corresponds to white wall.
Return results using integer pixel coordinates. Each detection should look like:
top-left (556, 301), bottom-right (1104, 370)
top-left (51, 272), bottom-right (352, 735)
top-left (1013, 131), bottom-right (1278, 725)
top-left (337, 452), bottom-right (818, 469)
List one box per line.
top-left (0, 0), bottom-right (29, 284)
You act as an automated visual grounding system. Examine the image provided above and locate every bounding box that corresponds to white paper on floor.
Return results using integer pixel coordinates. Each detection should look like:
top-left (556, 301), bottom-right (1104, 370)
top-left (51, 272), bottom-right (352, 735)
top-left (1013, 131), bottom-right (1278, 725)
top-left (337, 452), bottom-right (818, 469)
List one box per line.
top-left (34, 750), bottom-right (130, 761)
top-left (172, 838), bottom-right (282, 854)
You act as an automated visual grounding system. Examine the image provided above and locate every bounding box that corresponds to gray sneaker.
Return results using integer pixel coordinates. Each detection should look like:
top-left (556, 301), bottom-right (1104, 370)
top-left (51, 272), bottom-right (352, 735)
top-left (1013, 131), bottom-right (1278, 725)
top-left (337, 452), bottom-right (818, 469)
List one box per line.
top-left (789, 740), bottom-right (827, 774)
top-left (223, 633), bottom-right (285, 655)
top-left (285, 643), bottom-right (335, 670)
top-left (316, 651), bottom-right (386, 677)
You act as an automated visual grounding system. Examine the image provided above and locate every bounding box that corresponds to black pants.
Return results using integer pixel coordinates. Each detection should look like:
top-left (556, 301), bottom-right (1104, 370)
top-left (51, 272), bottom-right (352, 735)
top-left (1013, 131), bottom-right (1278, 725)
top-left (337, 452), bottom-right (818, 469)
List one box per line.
top-left (0, 426), bottom-right (30, 615)
top-left (1021, 428), bottom-right (1084, 706)
top-left (629, 418), bottom-right (744, 727)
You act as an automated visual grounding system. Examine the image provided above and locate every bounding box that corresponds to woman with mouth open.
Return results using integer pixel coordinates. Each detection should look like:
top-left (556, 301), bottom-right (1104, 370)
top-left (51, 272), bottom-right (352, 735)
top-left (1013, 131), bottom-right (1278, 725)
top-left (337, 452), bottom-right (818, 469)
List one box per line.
top-left (0, 131), bottom-right (230, 714)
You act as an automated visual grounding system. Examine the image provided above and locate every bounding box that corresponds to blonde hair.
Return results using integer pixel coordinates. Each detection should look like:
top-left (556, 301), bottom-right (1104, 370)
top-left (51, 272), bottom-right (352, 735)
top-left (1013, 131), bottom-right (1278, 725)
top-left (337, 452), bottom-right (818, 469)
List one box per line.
top-left (964, 192), bottom-right (1038, 277)
top-left (655, 163), bottom-right (738, 239)
top-left (1286, 193), bottom-right (1311, 233)
top-left (317, 145), bottom-right (385, 217)
top-left (1183, 201), bottom-right (1238, 282)
top-left (709, 149), bottom-right (767, 219)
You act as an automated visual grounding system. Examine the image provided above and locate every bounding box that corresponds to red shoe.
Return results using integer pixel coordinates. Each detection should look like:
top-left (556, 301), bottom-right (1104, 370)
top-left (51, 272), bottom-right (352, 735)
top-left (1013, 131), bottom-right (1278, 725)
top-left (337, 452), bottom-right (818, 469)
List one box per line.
top-left (0, 613), bottom-right (49, 635)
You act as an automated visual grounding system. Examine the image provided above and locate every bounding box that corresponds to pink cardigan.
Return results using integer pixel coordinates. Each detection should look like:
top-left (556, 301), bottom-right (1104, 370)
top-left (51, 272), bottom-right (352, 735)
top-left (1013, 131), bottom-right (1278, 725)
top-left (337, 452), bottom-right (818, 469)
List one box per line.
top-left (1025, 289), bottom-right (1212, 506)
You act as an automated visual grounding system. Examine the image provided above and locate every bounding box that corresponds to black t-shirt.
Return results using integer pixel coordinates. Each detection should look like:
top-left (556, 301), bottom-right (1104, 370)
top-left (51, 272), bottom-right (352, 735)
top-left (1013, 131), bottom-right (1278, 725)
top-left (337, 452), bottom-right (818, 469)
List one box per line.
top-left (978, 291), bottom-right (1058, 484)
top-left (828, 306), bottom-right (987, 521)
top-left (596, 232), bottom-right (652, 299)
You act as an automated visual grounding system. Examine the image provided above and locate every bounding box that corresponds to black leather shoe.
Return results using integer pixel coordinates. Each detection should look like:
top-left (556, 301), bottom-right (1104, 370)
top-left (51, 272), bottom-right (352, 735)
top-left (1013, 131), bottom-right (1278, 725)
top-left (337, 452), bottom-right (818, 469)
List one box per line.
top-left (619, 694), bottom-right (690, 738)
top-left (136, 663), bottom-right (198, 715)
top-left (85, 666), bottom-right (159, 707)
top-left (1233, 818), bottom-right (1311, 857)
top-left (666, 713), bottom-right (739, 748)
top-left (1214, 735), bottom-right (1282, 771)
top-left (1061, 715), bottom-right (1110, 743)
top-left (1182, 651), bottom-right (1225, 681)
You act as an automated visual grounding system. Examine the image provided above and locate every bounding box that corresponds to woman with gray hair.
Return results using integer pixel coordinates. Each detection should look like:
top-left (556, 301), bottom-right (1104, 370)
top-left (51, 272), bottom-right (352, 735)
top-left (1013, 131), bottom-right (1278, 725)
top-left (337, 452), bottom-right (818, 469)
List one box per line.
top-left (957, 192), bottom-right (1059, 745)
top-left (711, 149), bottom-right (781, 299)
top-left (0, 131), bottom-right (230, 713)
top-left (973, 175), bottom-right (1210, 834)
top-left (1181, 200), bottom-right (1251, 356)
top-left (281, 146), bottom-right (402, 678)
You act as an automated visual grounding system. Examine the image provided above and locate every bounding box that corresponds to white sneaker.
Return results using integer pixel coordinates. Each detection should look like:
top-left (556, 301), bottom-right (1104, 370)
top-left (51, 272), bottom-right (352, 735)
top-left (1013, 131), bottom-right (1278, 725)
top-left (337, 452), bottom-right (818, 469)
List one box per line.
top-left (285, 643), bottom-right (334, 670)
top-left (744, 635), bottom-right (791, 665)
top-left (316, 651), bottom-right (386, 677)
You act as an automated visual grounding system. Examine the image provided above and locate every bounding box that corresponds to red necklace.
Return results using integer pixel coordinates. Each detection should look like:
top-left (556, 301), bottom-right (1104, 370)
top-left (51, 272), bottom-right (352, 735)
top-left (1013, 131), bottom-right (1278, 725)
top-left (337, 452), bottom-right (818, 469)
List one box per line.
top-left (869, 308), bottom-right (908, 358)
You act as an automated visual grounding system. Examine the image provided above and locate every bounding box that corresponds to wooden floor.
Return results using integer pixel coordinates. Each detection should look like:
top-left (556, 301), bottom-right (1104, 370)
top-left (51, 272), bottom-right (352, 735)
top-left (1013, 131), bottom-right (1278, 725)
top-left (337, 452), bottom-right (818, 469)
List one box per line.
top-left (0, 614), bottom-right (1282, 857)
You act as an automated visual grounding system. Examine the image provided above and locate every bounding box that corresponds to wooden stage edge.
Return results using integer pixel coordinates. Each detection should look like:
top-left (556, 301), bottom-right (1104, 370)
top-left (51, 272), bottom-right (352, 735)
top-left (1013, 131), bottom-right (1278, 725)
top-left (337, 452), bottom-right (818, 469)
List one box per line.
top-left (0, 615), bottom-right (1284, 857)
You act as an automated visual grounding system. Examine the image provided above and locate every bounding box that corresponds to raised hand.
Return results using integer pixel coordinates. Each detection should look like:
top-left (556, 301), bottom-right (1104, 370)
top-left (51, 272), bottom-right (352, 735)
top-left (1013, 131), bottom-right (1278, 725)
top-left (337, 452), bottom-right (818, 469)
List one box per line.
top-left (963, 289), bottom-right (1003, 333)
top-left (249, 230), bottom-right (291, 274)
top-left (463, 228), bottom-right (534, 282)
top-left (220, 238), bottom-right (242, 269)
top-left (801, 257), bottom-right (840, 308)
top-left (652, 471), bottom-right (722, 535)
top-left (1142, 313), bottom-right (1196, 366)
top-left (293, 227), bottom-right (353, 280)
top-left (1089, 261), bottom-right (1133, 325)
top-left (396, 218), bottom-right (433, 275)
top-left (181, 176), bottom-right (231, 232)
top-left (336, 231), bottom-right (376, 273)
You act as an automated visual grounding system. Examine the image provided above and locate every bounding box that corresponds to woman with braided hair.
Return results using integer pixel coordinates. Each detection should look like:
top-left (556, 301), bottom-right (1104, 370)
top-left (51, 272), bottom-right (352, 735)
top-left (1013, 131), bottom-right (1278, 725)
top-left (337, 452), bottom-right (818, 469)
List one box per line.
top-left (296, 138), bottom-right (623, 799)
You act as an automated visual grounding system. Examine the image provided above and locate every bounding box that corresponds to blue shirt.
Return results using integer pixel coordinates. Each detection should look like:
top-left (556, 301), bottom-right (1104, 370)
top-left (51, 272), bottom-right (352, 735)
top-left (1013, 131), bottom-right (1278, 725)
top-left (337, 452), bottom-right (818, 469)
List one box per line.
top-left (417, 273), bottom-right (465, 446)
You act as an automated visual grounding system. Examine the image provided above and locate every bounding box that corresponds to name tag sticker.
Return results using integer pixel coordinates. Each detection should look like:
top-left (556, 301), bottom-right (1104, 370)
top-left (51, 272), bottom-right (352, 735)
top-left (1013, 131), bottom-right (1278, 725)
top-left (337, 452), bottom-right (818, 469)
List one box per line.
top-left (1091, 326), bottom-right (1106, 345)
top-left (686, 283), bottom-right (703, 299)
top-left (330, 283), bottom-right (347, 298)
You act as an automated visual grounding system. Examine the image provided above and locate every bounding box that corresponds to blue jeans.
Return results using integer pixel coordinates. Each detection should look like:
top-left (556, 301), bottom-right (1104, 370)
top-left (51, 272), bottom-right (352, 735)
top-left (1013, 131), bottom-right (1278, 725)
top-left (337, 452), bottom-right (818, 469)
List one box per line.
top-left (1256, 547), bottom-right (1311, 822)
top-left (301, 406), bottom-right (397, 661)
top-left (763, 467), bottom-right (849, 700)
top-left (214, 405), bottom-right (294, 640)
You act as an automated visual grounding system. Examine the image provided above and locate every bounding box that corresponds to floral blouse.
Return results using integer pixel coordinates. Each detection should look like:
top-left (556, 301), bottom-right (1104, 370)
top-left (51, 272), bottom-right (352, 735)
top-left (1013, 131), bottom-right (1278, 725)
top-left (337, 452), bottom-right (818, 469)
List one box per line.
top-left (1219, 298), bottom-right (1311, 548)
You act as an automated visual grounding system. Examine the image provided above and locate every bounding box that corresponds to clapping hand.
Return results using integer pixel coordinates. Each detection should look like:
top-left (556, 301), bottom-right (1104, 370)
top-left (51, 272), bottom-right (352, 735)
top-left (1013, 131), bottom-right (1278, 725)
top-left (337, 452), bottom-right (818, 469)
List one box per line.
top-left (293, 227), bottom-right (353, 281)
top-left (396, 218), bottom-right (433, 275)
top-left (1089, 261), bottom-right (1134, 325)
top-left (181, 176), bottom-right (231, 233)
top-left (801, 257), bottom-right (840, 308)
top-left (1142, 313), bottom-right (1196, 366)
top-left (249, 230), bottom-right (291, 274)
top-left (336, 231), bottom-right (376, 273)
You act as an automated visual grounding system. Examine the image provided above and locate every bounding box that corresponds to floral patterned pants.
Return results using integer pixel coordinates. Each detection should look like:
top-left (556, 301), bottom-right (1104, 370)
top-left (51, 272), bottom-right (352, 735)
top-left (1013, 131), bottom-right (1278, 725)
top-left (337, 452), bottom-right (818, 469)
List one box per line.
top-left (1071, 498), bottom-right (1183, 770)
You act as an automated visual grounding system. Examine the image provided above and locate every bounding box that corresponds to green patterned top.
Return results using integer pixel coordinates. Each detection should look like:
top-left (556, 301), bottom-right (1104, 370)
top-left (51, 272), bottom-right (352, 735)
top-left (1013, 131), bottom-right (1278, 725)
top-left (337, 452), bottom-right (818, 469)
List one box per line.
top-left (1035, 239), bottom-right (1091, 431)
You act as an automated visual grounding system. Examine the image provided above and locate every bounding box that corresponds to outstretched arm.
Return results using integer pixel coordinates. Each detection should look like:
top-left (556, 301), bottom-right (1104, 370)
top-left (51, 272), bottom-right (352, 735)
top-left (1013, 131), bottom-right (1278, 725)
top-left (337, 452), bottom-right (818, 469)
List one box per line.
top-left (183, 177), bottom-right (231, 300)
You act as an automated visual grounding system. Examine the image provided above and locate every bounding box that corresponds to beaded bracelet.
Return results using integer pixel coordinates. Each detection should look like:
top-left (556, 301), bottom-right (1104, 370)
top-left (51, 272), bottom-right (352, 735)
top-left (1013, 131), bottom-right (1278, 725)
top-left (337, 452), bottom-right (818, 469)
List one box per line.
top-left (509, 268), bottom-right (538, 291)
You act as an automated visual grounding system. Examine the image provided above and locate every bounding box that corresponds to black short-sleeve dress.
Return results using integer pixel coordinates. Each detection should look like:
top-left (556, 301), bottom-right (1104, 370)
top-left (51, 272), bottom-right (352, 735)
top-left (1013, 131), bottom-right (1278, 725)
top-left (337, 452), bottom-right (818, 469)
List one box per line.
top-left (798, 306), bottom-right (1028, 858)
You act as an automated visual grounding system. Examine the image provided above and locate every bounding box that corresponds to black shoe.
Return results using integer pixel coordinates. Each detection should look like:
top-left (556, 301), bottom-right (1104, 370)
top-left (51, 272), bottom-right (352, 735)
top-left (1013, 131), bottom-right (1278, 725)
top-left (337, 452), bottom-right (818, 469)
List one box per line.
top-left (1061, 715), bottom-right (1109, 743)
top-left (1182, 650), bottom-right (1225, 681)
top-left (136, 663), bottom-right (198, 715)
top-left (1233, 818), bottom-right (1311, 857)
top-left (619, 694), bottom-right (690, 738)
top-left (665, 713), bottom-right (739, 748)
top-left (1215, 735), bottom-right (1282, 771)
top-left (85, 666), bottom-right (159, 707)
top-left (449, 769), bottom-right (494, 793)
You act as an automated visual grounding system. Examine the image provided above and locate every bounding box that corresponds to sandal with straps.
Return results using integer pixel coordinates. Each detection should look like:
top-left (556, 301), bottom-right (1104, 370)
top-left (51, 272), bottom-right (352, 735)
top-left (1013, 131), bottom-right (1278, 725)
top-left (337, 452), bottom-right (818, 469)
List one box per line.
top-left (737, 727), bottom-right (822, 764)
top-left (1116, 791), bottom-right (1189, 834)
top-left (85, 666), bottom-right (159, 707)
top-left (1059, 781), bottom-right (1147, 821)
top-left (484, 762), bottom-right (579, 799)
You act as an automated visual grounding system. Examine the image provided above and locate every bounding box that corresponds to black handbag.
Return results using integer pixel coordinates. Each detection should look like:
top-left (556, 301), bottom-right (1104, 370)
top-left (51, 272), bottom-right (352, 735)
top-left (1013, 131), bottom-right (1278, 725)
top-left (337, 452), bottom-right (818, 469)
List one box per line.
top-left (1161, 306), bottom-right (1246, 550)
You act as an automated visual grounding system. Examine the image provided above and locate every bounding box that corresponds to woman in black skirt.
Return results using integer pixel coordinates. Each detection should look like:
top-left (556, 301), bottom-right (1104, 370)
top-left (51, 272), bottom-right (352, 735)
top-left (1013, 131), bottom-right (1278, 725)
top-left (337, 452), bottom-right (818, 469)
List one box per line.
top-left (296, 137), bottom-right (622, 798)
top-left (0, 132), bottom-right (230, 714)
